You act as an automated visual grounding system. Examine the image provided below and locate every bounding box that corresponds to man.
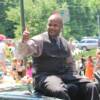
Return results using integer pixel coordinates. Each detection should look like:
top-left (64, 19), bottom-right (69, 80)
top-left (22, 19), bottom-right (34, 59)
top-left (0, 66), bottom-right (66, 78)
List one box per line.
top-left (17, 13), bottom-right (99, 100)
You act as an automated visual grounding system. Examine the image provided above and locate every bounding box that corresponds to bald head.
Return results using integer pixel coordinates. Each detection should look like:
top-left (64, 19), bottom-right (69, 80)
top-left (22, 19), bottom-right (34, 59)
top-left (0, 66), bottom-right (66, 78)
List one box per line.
top-left (47, 14), bottom-right (63, 37)
top-left (48, 14), bottom-right (63, 27)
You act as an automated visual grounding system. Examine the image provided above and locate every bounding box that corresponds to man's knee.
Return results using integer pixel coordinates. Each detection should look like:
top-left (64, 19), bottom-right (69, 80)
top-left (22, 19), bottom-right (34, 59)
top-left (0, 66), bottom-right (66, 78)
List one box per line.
top-left (38, 75), bottom-right (71, 100)
top-left (44, 75), bottom-right (66, 92)
top-left (86, 82), bottom-right (97, 90)
top-left (44, 76), bottom-right (79, 100)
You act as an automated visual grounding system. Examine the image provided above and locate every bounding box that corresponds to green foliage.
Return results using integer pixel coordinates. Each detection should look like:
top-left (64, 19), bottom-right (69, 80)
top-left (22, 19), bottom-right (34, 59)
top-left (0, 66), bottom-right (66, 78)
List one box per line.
top-left (0, 0), bottom-right (18, 38)
top-left (1, 0), bottom-right (100, 39)
top-left (5, 20), bottom-right (17, 38)
top-left (0, 24), bottom-right (5, 34)
top-left (27, 0), bottom-right (59, 36)
top-left (74, 49), bottom-right (96, 60)
top-left (66, 0), bottom-right (100, 39)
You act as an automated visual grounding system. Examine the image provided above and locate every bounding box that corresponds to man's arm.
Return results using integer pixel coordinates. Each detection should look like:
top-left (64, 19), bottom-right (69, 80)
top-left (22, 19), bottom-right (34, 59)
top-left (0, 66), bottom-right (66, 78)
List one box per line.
top-left (16, 30), bottom-right (43, 59)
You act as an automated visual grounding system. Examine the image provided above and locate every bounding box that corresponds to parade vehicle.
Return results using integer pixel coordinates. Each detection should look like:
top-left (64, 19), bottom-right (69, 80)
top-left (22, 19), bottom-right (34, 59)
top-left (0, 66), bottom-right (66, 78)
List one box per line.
top-left (0, 71), bottom-right (99, 100)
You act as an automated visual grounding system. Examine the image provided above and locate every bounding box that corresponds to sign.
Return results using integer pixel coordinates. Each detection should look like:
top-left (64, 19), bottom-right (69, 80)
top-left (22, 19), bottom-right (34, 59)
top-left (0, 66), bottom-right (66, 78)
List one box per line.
top-left (60, 8), bottom-right (70, 24)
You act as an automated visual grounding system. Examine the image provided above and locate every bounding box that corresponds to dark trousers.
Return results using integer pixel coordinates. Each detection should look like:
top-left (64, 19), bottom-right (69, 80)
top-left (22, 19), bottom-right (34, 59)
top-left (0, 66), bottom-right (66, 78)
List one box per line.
top-left (34, 73), bottom-right (100, 100)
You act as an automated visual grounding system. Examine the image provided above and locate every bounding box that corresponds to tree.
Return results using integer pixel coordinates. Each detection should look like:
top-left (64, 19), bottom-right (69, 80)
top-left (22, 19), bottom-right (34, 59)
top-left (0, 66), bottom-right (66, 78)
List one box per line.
top-left (0, 0), bottom-right (18, 38)
top-left (23, 0), bottom-right (68, 37)
top-left (66, 0), bottom-right (100, 40)
top-left (1, 0), bottom-right (100, 39)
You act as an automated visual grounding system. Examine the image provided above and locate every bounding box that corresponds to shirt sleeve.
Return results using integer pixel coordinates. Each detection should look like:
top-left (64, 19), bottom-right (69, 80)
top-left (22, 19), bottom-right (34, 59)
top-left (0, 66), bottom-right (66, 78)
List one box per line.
top-left (16, 35), bottom-right (43, 59)
top-left (66, 42), bottom-right (77, 75)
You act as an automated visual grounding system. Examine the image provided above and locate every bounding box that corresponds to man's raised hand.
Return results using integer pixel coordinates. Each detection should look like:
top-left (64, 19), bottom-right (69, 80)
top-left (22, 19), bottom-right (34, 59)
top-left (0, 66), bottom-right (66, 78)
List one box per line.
top-left (22, 27), bottom-right (30, 42)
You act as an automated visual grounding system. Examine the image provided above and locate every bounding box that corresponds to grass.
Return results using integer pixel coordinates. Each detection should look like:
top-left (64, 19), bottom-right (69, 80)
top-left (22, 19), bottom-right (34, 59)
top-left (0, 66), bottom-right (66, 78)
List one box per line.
top-left (74, 49), bottom-right (97, 60)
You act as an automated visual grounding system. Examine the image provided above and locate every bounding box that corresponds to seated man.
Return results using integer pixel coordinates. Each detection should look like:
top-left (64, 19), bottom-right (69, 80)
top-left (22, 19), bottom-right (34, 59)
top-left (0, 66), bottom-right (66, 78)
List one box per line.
top-left (17, 13), bottom-right (100, 100)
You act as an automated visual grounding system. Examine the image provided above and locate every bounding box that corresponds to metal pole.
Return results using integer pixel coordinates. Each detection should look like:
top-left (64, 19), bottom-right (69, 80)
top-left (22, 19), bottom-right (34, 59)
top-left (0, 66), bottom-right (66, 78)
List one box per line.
top-left (20, 0), bottom-right (25, 33)
top-left (97, 15), bottom-right (100, 47)
top-left (19, 0), bottom-right (27, 65)
top-left (97, 15), bottom-right (100, 37)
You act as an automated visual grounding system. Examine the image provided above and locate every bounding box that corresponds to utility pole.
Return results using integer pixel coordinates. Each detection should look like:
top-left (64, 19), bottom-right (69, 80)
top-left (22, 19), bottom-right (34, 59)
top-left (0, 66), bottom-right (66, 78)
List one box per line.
top-left (97, 15), bottom-right (100, 37)
top-left (19, 0), bottom-right (28, 65)
top-left (97, 15), bottom-right (100, 47)
top-left (20, 0), bottom-right (25, 34)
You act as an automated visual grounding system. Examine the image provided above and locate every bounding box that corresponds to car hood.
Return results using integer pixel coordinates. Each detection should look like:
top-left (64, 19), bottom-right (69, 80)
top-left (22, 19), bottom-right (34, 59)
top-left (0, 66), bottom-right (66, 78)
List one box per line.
top-left (0, 84), bottom-right (61, 100)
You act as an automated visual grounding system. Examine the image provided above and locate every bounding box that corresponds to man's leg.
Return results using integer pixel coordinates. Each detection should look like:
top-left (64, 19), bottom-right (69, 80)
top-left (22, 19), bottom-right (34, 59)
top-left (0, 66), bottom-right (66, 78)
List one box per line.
top-left (94, 71), bottom-right (100, 93)
top-left (34, 75), bottom-right (72, 100)
top-left (86, 82), bottom-right (99, 100)
top-left (78, 82), bottom-right (100, 100)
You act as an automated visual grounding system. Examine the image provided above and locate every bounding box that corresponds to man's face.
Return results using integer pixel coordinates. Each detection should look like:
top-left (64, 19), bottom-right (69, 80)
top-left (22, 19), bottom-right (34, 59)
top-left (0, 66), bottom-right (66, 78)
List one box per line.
top-left (47, 15), bottom-right (62, 37)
